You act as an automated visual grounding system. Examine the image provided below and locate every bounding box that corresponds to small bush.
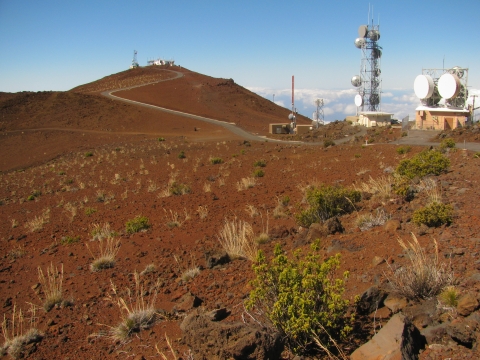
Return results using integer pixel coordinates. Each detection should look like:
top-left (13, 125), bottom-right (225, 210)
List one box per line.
top-left (412, 202), bottom-right (453, 227)
top-left (439, 286), bottom-right (459, 307)
top-left (401, 131), bottom-right (408, 137)
top-left (85, 151), bottom-right (94, 157)
top-left (60, 235), bottom-right (80, 245)
top-left (158, 137), bottom-right (165, 142)
top-left (396, 150), bottom-right (450, 179)
top-left (87, 237), bottom-right (120, 272)
top-left (169, 182), bottom-right (191, 196)
top-left (323, 139), bottom-right (335, 148)
top-left (387, 234), bottom-right (453, 299)
top-left (125, 216), bottom-right (150, 234)
top-left (178, 151), bottom-right (186, 159)
top-left (296, 185), bottom-right (361, 227)
top-left (253, 159), bottom-right (267, 167)
top-left (84, 207), bottom-right (97, 216)
top-left (253, 169), bottom-right (264, 178)
top-left (246, 240), bottom-right (352, 354)
top-left (396, 146), bottom-right (411, 155)
top-left (439, 138), bottom-right (456, 151)
top-left (209, 157), bottom-right (223, 164)
top-left (354, 153), bottom-right (361, 158)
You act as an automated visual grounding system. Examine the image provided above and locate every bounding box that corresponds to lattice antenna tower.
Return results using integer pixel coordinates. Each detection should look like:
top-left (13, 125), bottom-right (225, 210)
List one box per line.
top-left (312, 98), bottom-right (324, 127)
top-left (130, 50), bottom-right (139, 69)
top-left (351, 8), bottom-right (382, 112)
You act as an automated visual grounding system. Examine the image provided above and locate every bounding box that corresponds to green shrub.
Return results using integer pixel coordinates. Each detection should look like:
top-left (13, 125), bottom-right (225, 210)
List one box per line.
top-left (178, 151), bottom-right (186, 159)
top-left (392, 175), bottom-right (415, 201)
top-left (439, 138), bottom-right (456, 151)
top-left (412, 202), bottom-right (453, 227)
top-left (396, 150), bottom-right (450, 179)
top-left (401, 131), bottom-right (408, 137)
top-left (245, 241), bottom-right (352, 354)
top-left (253, 169), bottom-right (264, 178)
top-left (85, 151), bottom-right (94, 157)
top-left (296, 185), bottom-right (361, 227)
top-left (253, 159), bottom-right (267, 167)
top-left (84, 207), bottom-right (97, 216)
top-left (474, 152), bottom-right (480, 159)
top-left (125, 216), bottom-right (150, 234)
top-left (240, 149), bottom-right (246, 155)
top-left (61, 235), bottom-right (80, 245)
top-left (396, 146), bottom-right (411, 155)
top-left (323, 139), bottom-right (335, 148)
top-left (439, 286), bottom-right (459, 307)
top-left (354, 153), bottom-right (361, 158)
top-left (280, 195), bottom-right (290, 206)
top-left (169, 182), bottom-right (191, 195)
top-left (27, 195), bottom-right (35, 201)
top-left (158, 137), bottom-right (165, 142)
top-left (209, 157), bottom-right (223, 164)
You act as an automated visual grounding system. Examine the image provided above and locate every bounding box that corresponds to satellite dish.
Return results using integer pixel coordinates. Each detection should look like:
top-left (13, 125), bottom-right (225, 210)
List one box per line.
top-left (449, 66), bottom-right (464, 79)
top-left (368, 30), bottom-right (380, 41)
top-left (414, 75), bottom-right (435, 99)
top-left (370, 94), bottom-right (380, 105)
top-left (438, 73), bottom-right (461, 99)
top-left (354, 94), bottom-right (363, 107)
top-left (447, 84), bottom-right (468, 108)
top-left (354, 38), bottom-right (366, 48)
top-left (288, 113), bottom-right (294, 120)
top-left (351, 75), bottom-right (362, 87)
top-left (373, 68), bottom-right (381, 77)
top-left (358, 25), bottom-right (368, 38)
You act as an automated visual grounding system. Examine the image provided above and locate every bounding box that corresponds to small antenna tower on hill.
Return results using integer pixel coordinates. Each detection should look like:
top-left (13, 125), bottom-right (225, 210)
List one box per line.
top-left (288, 75), bottom-right (296, 131)
top-left (312, 98), bottom-right (324, 127)
top-left (130, 50), bottom-right (139, 69)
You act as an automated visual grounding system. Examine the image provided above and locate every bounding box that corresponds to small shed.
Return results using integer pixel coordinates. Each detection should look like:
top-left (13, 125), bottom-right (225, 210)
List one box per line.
top-left (269, 123), bottom-right (291, 134)
top-left (415, 106), bottom-right (469, 130)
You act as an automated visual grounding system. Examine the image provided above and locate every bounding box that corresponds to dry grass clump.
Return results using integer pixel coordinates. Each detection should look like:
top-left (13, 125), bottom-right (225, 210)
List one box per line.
top-left (196, 205), bottom-right (208, 220)
top-left (236, 177), bottom-right (256, 191)
top-left (1, 304), bottom-right (43, 359)
top-left (217, 218), bottom-right (258, 261)
top-left (355, 208), bottom-right (390, 231)
top-left (24, 208), bottom-right (50, 233)
top-left (355, 175), bottom-right (393, 201)
top-left (174, 254), bottom-right (200, 282)
top-left (416, 178), bottom-right (442, 204)
top-left (245, 204), bottom-right (259, 218)
top-left (108, 272), bottom-right (159, 341)
top-left (91, 222), bottom-right (117, 241)
top-left (387, 233), bottom-right (454, 300)
top-left (87, 237), bottom-right (120, 272)
top-left (37, 263), bottom-right (64, 312)
top-left (7, 245), bottom-right (26, 260)
top-left (273, 195), bottom-right (290, 219)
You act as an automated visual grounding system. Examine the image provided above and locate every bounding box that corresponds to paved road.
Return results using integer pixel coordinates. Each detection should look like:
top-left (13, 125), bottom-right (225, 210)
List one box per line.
top-left (392, 129), bottom-right (480, 151)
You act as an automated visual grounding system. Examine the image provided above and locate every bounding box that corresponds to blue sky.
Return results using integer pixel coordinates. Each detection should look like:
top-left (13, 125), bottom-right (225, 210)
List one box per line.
top-left (1, 0), bottom-right (479, 121)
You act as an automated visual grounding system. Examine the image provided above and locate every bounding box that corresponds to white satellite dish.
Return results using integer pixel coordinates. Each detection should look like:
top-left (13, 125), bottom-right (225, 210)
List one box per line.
top-left (438, 73), bottom-right (461, 99)
top-left (354, 94), bottom-right (363, 107)
top-left (414, 74), bottom-right (435, 99)
top-left (358, 25), bottom-right (368, 38)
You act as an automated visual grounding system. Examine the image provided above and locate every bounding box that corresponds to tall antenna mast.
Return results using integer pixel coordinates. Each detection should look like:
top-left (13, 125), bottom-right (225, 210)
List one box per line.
top-left (351, 11), bottom-right (383, 112)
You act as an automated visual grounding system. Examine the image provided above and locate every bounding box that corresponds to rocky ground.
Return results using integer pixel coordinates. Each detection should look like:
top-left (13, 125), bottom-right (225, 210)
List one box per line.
top-left (0, 65), bottom-right (479, 359)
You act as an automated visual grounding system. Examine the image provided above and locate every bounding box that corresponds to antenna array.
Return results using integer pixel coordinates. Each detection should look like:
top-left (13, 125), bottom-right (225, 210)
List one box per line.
top-left (351, 14), bottom-right (383, 111)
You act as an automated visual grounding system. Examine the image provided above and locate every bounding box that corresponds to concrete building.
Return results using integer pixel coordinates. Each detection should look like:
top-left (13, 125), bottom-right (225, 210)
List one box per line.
top-left (415, 106), bottom-right (469, 130)
top-left (356, 112), bottom-right (393, 127)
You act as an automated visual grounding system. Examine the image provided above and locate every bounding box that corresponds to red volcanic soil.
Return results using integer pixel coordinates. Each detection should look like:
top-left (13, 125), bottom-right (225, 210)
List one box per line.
top-left (1, 66), bottom-right (480, 359)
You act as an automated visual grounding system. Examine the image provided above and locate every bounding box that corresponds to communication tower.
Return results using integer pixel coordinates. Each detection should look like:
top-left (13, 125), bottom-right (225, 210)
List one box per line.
top-left (312, 99), bottom-right (324, 128)
top-left (351, 11), bottom-right (382, 112)
top-left (130, 50), bottom-right (139, 69)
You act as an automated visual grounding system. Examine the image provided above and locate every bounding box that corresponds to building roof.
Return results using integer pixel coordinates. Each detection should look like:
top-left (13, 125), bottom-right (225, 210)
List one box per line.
top-left (359, 111), bottom-right (393, 116)
top-left (415, 106), bottom-right (469, 113)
